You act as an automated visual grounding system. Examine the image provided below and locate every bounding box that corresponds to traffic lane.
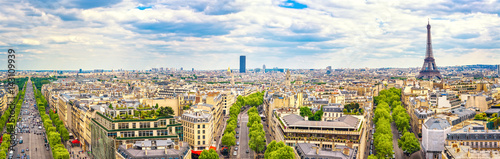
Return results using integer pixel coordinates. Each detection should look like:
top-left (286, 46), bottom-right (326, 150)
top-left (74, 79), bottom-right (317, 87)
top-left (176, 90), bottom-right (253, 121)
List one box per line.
top-left (239, 113), bottom-right (250, 159)
top-left (391, 122), bottom-right (403, 159)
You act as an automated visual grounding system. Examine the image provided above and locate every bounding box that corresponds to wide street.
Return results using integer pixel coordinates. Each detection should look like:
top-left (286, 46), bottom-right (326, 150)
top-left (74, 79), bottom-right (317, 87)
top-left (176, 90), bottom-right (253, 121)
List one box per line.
top-left (11, 80), bottom-right (52, 159)
top-left (237, 108), bottom-right (253, 159)
top-left (391, 122), bottom-right (403, 159)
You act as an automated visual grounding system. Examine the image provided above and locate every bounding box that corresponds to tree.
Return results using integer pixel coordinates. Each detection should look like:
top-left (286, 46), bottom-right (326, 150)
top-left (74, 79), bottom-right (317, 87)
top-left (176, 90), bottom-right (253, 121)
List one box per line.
top-left (375, 133), bottom-right (393, 158)
top-left (374, 107), bottom-right (391, 123)
top-left (6, 123), bottom-right (14, 133)
top-left (155, 103), bottom-right (159, 109)
top-left (158, 106), bottom-right (174, 117)
top-left (221, 133), bottom-right (236, 146)
top-left (493, 113), bottom-right (498, 118)
top-left (367, 155), bottom-right (378, 159)
top-left (398, 132), bottom-right (421, 154)
top-left (264, 141), bottom-right (295, 159)
top-left (299, 107), bottom-right (313, 117)
top-left (249, 130), bottom-right (266, 153)
top-left (108, 103), bottom-right (113, 109)
top-left (199, 149), bottom-right (219, 159)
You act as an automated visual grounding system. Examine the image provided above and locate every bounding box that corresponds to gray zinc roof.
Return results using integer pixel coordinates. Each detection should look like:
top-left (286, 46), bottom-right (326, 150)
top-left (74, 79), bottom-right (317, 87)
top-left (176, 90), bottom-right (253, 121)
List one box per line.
top-left (424, 117), bottom-right (451, 130)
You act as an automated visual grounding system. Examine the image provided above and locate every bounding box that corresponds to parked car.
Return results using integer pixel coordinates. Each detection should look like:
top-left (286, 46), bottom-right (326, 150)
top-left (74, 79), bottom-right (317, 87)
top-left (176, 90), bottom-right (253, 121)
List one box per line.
top-left (246, 149), bottom-right (249, 153)
top-left (236, 131), bottom-right (239, 134)
top-left (237, 142), bottom-right (239, 146)
top-left (235, 147), bottom-right (238, 151)
top-left (21, 149), bottom-right (24, 153)
top-left (233, 151), bottom-right (237, 156)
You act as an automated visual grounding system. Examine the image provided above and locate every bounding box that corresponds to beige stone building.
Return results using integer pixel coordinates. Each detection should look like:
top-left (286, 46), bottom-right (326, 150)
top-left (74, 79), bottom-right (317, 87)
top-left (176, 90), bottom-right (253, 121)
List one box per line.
top-left (180, 110), bottom-right (213, 151)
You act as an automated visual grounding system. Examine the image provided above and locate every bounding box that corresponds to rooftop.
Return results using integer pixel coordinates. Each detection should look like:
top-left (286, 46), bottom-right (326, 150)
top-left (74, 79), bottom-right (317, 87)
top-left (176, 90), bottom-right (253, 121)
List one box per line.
top-left (281, 114), bottom-right (359, 129)
top-left (424, 117), bottom-right (451, 130)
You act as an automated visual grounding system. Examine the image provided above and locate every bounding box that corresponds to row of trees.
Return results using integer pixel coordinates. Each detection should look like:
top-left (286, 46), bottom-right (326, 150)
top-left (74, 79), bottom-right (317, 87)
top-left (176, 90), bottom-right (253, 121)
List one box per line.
top-left (0, 86), bottom-right (25, 159)
top-left (221, 92), bottom-right (265, 148)
top-left (299, 106), bottom-right (323, 121)
top-left (34, 84), bottom-right (70, 159)
top-left (247, 107), bottom-right (266, 153)
top-left (369, 89), bottom-right (397, 159)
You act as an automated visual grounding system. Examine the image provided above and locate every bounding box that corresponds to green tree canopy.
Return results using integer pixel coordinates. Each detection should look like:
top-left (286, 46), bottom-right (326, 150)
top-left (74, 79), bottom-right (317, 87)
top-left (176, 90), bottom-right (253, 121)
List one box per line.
top-left (398, 132), bottom-right (421, 154)
top-left (221, 133), bottom-right (236, 147)
top-left (199, 149), bottom-right (219, 159)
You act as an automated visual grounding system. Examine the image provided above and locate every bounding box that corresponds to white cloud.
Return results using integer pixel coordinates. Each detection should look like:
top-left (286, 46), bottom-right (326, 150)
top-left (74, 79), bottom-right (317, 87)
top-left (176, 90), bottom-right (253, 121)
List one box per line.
top-left (0, 0), bottom-right (499, 70)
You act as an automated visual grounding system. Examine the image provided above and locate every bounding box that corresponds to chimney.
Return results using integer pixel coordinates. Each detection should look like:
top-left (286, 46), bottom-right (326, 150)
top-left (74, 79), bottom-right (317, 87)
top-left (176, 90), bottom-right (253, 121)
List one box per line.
top-left (145, 149), bottom-right (147, 155)
top-left (320, 140), bottom-right (323, 149)
top-left (304, 137), bottom-right (307, 143)
top-left (305, 116), bottom-right (308, 121)
top-left (165, 147), bottom-right (168, 154)
top-left (467, 149), bottom-right (470, 157)
top-left (332, 141), bottom-right (336, 152)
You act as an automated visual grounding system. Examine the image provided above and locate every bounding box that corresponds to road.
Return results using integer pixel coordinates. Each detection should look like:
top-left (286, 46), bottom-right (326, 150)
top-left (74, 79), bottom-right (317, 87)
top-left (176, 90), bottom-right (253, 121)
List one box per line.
top-left (237, 107), bottom-right (253, 159)
top-left (12, 80), bottom-right (52, 159)
top-left (391, 122), bottom-right (404, 159)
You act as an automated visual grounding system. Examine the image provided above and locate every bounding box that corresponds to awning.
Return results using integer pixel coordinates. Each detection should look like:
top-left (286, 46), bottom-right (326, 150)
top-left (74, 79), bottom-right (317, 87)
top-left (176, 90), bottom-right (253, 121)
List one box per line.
top-left (72, 139), bottom-right (80, 144)
top-left (191, 146), bottom-right (216, 155)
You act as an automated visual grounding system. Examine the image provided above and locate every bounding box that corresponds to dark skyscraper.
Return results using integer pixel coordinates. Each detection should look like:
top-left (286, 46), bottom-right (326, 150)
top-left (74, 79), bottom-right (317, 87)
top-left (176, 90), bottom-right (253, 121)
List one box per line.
top-left (240, 55), bottom-right (246, 73)
top-left (417, 20), bottom-right (442, 80)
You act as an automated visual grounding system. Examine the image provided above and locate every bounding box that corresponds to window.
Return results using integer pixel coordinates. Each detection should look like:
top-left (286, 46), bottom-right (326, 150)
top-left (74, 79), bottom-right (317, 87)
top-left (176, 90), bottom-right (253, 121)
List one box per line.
top-left (132, 123), bottom-right (136, 128)
top-left (139, 131), bottom-right (154, 137)
top-left (160, 120), bottom-right (167, 126)
top-left (198, 141), bottom-right (200, 145)
top-left (203, 141), bottom-right (205, 145)
top-left (198, 125), bottom-right (200, 128)
top-left (198, 130), bottom-right (200, 134)
top-left (157, 130), bottom-right (169, 136)
top-left (121, 131), bottom-right (135, 138)
top-left (202, 124), bottom-right (205, 128)
top-left (140, 122), bottom-right (150, 128)
top-left (154, 122), bottom-right (158, 128)
top-left (170, 119), bottom-right (176, 124)
top-left (198, 136), bottom-right (200, 139)
top-left (203, 130), bottom-right (205, 134)
top-left (118, 123), bottom-right (128, 129)
top-left (203, 135), bottom-right (205, 139)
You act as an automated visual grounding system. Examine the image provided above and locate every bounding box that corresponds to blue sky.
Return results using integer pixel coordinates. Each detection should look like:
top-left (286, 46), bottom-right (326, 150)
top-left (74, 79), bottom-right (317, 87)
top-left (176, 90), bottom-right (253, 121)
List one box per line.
top-left (1, 0), bottom-right (500, 70)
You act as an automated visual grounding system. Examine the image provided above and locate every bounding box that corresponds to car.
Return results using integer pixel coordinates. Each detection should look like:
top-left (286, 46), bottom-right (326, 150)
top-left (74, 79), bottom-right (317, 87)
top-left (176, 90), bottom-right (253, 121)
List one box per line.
top-left (21, 149), bottom-right (24, 153)
top-left (38, 126), bottom-right (41, 129)
top-left (236, 135), bottom-right (239, 139)
top-left (246, 149), bottom-right (249, 153)
top-left (235, 147), bottom-right (238, 151)
top-left (237, 125), bottom-right (240, 128)
top-left (19, 140), bottom-right (23, 144)
top-left (236, 131), bottom-right (239, 134)
top-left (26, 148), bottom-right (28, 151)
top-left (237, 142), bottom-right (239, 146)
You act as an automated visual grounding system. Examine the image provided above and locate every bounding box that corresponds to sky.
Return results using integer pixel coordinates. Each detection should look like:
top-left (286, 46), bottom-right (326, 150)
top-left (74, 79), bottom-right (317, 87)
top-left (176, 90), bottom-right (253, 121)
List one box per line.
top-left (1, 0), bottom-right (500, 70)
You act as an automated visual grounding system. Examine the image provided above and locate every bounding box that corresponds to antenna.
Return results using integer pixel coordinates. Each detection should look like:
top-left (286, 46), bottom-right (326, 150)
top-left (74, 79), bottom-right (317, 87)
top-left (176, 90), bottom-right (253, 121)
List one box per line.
top-left (428, 18), bottom-right (430, 25)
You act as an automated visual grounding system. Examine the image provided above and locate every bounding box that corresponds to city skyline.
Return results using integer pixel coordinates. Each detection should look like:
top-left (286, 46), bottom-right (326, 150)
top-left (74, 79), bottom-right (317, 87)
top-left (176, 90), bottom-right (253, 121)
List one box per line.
top-left (1, 0), bottom-right (500, 70)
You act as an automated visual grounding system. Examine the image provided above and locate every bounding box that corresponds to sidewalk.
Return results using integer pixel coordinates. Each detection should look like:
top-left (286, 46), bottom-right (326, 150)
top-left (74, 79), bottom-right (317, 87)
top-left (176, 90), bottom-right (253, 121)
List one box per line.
top-left (68, 143), bottom-right (92, 159)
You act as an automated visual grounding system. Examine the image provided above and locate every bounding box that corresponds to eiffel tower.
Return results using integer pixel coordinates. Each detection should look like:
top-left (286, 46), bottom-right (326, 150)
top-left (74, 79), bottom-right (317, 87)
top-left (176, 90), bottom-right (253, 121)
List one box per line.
top-left (417, 20), bottom-right (442, 80)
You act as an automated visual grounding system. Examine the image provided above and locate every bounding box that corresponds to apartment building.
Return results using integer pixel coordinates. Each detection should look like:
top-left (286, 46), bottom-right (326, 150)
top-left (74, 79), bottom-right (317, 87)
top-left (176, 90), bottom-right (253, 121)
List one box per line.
top-left (181, 110), bottom-right (213, 151)
top-left (270, 108), bottom-right (364, 150)
top-left (90, 107), bottom-right (183, 159)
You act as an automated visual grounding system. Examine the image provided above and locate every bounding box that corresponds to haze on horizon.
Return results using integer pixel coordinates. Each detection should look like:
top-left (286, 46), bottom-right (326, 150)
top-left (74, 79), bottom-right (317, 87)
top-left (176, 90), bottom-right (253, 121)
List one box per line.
top-left (1, 0), bottom-right (500, 70)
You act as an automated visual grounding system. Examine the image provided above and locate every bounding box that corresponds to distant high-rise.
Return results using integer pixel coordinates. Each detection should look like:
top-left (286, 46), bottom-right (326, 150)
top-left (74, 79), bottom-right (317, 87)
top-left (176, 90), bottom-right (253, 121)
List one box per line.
top-left (240, 55), bottom-right (246, 73)
top-left (497, 64), bottom-right (500, 75)
top-left (417, 20), bottom-right (442, 80)
top-left (79, 69), bottom-right (82, 73)
top-left (192, 68), bottom-right (194, 72)
top-left (180, 67), bottom-right (183, 71)
top-left (263, 64), bottom-right (266, 70)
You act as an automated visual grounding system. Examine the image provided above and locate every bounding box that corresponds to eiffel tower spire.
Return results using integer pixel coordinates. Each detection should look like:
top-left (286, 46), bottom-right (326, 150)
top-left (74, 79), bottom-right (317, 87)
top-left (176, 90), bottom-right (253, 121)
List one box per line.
top-left (417, 20), bottom-right (442, 80)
